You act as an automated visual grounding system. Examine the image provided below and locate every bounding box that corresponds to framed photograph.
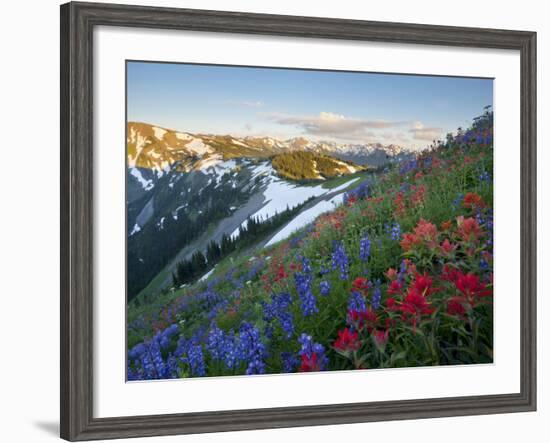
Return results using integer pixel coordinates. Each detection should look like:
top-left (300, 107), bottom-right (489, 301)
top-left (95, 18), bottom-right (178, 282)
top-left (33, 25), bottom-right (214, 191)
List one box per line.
top-left (60, 1), bottom-right (536, 440)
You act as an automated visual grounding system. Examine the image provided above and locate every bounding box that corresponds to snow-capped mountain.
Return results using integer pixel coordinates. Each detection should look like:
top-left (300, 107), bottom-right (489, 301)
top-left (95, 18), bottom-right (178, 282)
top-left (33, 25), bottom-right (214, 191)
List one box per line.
top-left (127, 122), bottom-right (416, 174)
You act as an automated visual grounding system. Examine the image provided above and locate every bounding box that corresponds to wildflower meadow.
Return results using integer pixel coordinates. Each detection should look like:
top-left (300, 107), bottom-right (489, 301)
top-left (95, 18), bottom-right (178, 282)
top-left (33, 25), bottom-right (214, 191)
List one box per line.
top-left (127, 109), bottom-right (494, 380)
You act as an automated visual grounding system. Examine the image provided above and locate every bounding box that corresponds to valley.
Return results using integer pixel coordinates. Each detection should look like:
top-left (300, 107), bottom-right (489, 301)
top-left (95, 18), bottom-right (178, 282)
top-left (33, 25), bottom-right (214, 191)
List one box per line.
top-left (127, 122), bottom-right (414, 301)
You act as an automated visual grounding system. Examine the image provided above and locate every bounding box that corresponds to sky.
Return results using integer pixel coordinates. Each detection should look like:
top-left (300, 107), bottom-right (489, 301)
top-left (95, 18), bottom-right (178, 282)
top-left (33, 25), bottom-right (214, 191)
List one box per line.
top-left (127, 61), bottom-right (493, 150)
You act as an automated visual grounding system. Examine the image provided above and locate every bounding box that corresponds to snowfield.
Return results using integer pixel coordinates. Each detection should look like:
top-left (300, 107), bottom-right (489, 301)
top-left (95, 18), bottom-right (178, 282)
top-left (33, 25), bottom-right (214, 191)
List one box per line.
top-left (152, 126), bottom-right (167, 140)
top-left (175, 132), bottom-right (192, 141)
top-left (129, 167), bottom-right (154, 191)
top-left (199, 267), bottom-right (216, 282)
top-left (185, 138), bottom-right (212, 156)
top-left (196, 154), bottom-right (223, 170)
top-left (265, 193), bottom-right (345, 247)
top-left (229, 162), bottom-right (360, 239)
top-left (130, 223), bottom-right (141, 236)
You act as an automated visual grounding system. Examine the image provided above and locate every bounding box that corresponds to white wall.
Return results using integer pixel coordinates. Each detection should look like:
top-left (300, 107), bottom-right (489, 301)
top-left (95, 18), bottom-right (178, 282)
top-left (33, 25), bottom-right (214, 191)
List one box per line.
top-left (0, 0), bottom-right (547, 442)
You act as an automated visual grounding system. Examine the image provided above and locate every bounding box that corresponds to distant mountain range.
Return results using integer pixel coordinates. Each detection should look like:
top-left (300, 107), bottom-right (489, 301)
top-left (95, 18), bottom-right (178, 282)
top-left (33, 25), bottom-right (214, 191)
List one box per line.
top-left (127, 122), bottom-right (415, 175)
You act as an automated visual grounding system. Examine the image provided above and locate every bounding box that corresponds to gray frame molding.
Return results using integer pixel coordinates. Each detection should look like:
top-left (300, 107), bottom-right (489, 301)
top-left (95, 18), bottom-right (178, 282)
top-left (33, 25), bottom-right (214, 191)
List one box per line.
top-left (60, 2), bottom-right (537, 441)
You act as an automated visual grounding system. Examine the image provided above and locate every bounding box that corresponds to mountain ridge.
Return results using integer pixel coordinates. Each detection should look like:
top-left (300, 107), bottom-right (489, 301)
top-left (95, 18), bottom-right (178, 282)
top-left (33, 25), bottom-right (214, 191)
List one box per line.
top-left (127, 122), bottom-right (416, 174)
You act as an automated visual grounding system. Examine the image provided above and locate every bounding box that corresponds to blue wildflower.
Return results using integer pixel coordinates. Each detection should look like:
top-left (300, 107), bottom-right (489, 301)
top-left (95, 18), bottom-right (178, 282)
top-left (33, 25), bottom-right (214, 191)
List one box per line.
top-left (452, 193), bottom-right (464, 209)
top-left (262, 292), bottom-right (294, 338)
top-left (331, 241), bottom-right (349, 281)
top-left (371, 279), bottom-right (382, 310)
top-left (479, 169), bottom-right (491, 183)
top-left (359, 233), bottom-right (371, 262)
top-left (298, 333), bottom-right (328, 371)
top-left (319, 280), bottom-right (331, 296)
top-left (386, 222), bottom-right (401, 241)
top-left (281, 352), bottom-right (298, 373)
top-left (236, 322), bottom-right (266, 374)
top-left (294, 273), bottom-right (318, 316)
top-left (348, 291), bottom-right (367, 313)
top-left (187, 343), bottom-right (206, 376)
top-left (399, 159), bottom-right (418, 175)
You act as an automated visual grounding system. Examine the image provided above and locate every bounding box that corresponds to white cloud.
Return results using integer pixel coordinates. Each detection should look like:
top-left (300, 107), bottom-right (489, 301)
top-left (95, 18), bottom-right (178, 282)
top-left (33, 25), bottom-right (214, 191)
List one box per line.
top-left (409, 122), bottom-right (444, 141)
top-left (265, 111), bottom-right (407, 140)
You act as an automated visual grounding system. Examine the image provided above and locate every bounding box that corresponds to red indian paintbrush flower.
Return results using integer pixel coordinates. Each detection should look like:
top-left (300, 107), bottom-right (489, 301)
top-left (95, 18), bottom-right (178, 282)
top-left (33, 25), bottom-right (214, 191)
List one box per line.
top-left (387, 279), bottom-right (404, 296)
top-left (440, 220), bottom-right (453, 231)
top-left (274, 264), bottom-right (288, 282)
top-left (352, 277), bottom-right (369, 293)
top-left (347, 309), bottom-right (378, 332)
top-left (400, 219), bottom-right (439, 251)
top-left (456, 216), bottom-right (483, 243)
top-left (441, 264), bottom-right (461, 283)
top-left (447, 296), bottom-right (467, 317)
top-left (463, 192), bottom-right (485, 209)
top-left (334, 327), bottom-right (361, 352)
top-left (454, 271), bottom-right (492, 306)
top-left (299, 353), bottom-right (321, 372)
top-left (385, 267), bottom-right (398, 281)
top-left (372, 329), bottom-right (390, 348)
top-left (412, 273), bottom-right (437, 297)
top-left (400, 288), bottom-right (434, 317)
top-left (439, 238), bottom-right (458, 255)
top-left (400, 233), bottom-right (419, 251)
top-left (414, 218), bottom-right (438, 246)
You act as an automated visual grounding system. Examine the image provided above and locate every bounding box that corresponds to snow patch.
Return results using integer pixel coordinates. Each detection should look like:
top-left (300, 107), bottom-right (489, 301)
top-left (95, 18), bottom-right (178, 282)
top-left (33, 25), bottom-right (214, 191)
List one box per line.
top-left (266, 193), bottom-right (345, 247)
top-left (229, 161), bottom-right (357, 238)
top-left (175, 132), bottom-right (192, 141)
top-left (185, 138), bottom-right (212, 155)
top-left (231, 138), bottom-right (249, 148)
top-left (130, 223), bottom-right (141, 236)
top-left (157, 217), bottom-right (165, 230)
top-left (199, 267), bottom-right (216, 282)
top-left (197, 154), bottom-right (223, 170)
top-left (152, 126), bottom-right (167, 140)
top-left (129, 168), bottom-right (154, 191)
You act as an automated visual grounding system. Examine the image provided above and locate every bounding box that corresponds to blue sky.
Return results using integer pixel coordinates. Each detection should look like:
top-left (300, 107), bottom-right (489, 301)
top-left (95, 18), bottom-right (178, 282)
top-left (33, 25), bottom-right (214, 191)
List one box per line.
top-left (127, 61), bottom-right (492, 149)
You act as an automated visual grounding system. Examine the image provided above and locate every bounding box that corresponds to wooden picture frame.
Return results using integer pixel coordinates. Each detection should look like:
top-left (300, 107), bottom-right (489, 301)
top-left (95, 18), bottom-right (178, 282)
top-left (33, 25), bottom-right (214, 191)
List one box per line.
top-left (60, 1), bottom-right (536, 440)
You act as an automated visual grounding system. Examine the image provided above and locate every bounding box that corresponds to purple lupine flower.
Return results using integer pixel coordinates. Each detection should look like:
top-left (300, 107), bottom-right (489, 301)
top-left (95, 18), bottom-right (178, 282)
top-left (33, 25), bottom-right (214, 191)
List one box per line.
top-left (293, 257), bottom-right (317, 317)
top-left (452, 193), bottom-right (464, 209)
top-left (399, 159), bottom-right (418, 175)
top-left (300, 255), bottom-right (313, 274)
top-left (385, 222), bottom-right (401, 241)
top-left (236, 322), bottom-right (266, 374)
top-left (294, 273), bottom-right (318, 316)
top-left (186, 343), bottom-right (206, 376)
top-left (262, 292), bottom-right (294, 339)
top-left (343, 181), bottom-right (369, 204)
top-left (371, 279), bottom-right (382, 310)
top-left (331, 241), bottom-right (349, 281)
top-left (221, 331), bottom-right (238, 369)
top-left (281, 352), bottom-right (298, 373)
top-left (158, 323), bottom-right (179, 349)
top-left (206, 323), bottom-right (226, 360)
top-left (319, 280), bottom-right (331, 296)
top-left (348, 291), bottom-right (367, 313)
top-left (479, 169), bottom-right (491, 183)
top-left (298, 333), bottom-right (328, 371)
top-left (128, 331), bottom-right (182, 380)
top-left (359, 233), bottom-right (371, 262)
